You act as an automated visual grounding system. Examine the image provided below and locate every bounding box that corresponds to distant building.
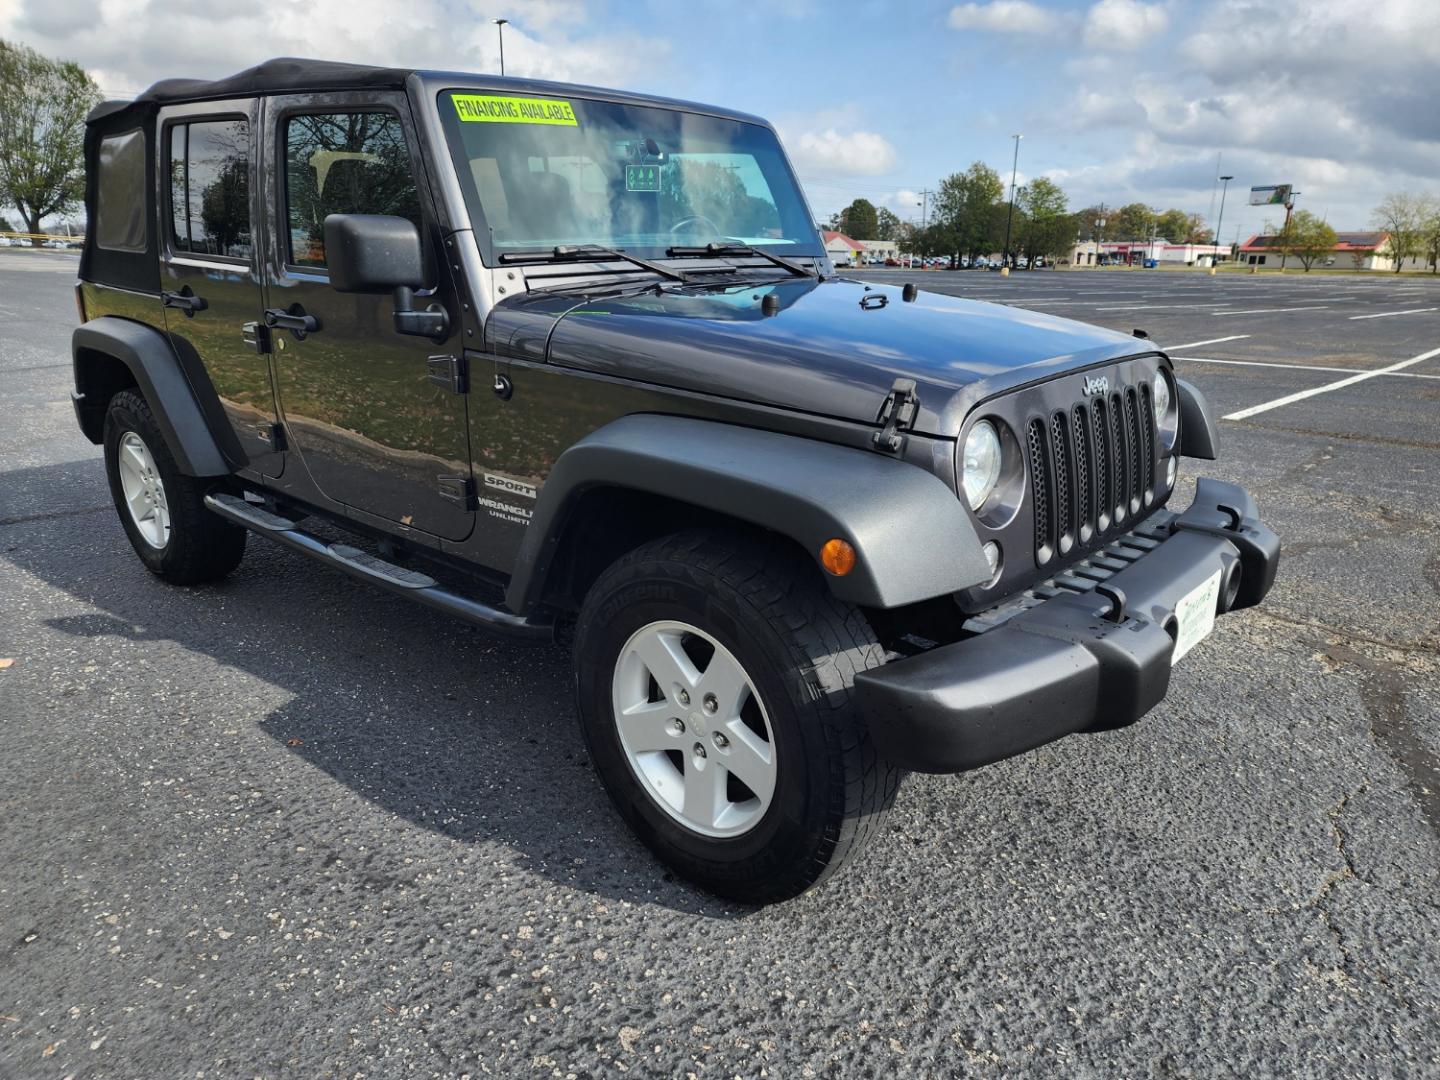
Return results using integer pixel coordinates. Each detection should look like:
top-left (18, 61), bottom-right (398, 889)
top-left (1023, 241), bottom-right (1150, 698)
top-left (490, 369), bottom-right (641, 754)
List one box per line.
top-left (1238, 231), bottom-right (1431, 271)
top-left (1070, 240), bottom-right (1227, 266)
top-left (821, 230), bottom-right (864, 265)
top-left (859, 238), bottom-right (899, 262)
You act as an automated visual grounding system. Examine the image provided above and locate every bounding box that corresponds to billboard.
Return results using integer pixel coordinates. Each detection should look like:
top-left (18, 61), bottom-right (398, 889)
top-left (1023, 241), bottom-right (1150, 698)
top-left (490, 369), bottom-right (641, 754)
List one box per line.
top-left (1249, 184), bottom-right (1292, 206)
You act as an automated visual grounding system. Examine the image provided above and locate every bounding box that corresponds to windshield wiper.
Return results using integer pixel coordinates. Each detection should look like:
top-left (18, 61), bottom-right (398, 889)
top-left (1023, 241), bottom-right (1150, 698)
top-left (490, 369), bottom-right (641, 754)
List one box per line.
top-left (498, 244), bottom-right (690, 282)
top-left (665, 242), bottom-right (816, 278)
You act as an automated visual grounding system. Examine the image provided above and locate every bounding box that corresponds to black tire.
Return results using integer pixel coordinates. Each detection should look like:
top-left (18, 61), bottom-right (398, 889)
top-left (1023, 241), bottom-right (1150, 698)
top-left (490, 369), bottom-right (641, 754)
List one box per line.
top-left (574, 529), bottom-right (903, 903)
top-left (103, 389), bottom-right (246, 584)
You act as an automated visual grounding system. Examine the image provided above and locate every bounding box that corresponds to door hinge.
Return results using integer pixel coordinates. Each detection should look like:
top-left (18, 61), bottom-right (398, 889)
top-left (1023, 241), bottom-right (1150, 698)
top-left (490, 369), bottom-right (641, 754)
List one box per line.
top-left (242, 320), bottom-right (273, 355)
top-left (871, 378), bottom-right (919, 453)
top-left (426, 354), bottom-right (468, 394)
top-left (257, 422), bottom-right (287, 452)
top-left (437, 474), bottom-right (478, 510)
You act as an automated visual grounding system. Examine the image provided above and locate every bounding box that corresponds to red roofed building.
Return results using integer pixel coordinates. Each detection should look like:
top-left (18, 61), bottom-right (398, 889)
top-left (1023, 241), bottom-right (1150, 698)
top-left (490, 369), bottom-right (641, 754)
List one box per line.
top-left (1236, 230), bottom-right (1420, 271)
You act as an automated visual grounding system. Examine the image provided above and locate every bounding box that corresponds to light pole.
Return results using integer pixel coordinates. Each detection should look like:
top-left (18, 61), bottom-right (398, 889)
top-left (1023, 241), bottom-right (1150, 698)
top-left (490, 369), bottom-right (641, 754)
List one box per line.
top-left (1213, 174), bottom-right (1233, 271)
top-left (1094, 203), bottom-right (1106, 267)
top-left (1002, 134), bottom-right (1022, 273)
top-left (494, 18), bottom-right (508, 76)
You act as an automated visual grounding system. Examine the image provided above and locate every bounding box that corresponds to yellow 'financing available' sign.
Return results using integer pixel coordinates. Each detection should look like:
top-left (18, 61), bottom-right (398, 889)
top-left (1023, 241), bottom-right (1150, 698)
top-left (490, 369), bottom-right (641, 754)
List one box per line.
top-left (452, 94), bottom-right (578, 126)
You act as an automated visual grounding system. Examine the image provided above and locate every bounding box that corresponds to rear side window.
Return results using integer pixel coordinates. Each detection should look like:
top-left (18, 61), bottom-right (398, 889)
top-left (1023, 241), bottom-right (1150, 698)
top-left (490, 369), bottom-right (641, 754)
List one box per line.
top-left (284, 111), bottom-right (422, 268)
top-left (169, 119), bottom-right (252, 259)
top-left (95, 130), bottom-right (148, 252)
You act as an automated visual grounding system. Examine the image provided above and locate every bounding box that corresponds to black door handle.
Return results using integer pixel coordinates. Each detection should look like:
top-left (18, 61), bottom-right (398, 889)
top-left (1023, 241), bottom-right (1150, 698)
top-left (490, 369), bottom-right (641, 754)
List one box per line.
top-left (263, 305), bottom-right (320, 339)
top-left (161, 288), bottom-right (208, 316)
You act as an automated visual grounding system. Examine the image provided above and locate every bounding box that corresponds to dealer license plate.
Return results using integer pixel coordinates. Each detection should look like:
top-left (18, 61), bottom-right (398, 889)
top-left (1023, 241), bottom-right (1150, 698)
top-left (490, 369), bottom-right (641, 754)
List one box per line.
top-left (1170, 569), bottom-right (1222, 666)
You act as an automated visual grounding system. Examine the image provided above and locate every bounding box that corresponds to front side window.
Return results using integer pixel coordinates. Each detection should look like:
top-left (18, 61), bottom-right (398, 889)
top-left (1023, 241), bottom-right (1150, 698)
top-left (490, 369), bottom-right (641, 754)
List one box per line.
top-left (437, 91), bottom-right (820, 263)
top-left (169, 119), bottom-right (251, 259)
top-left (284, 112), bottom-right (422, 268)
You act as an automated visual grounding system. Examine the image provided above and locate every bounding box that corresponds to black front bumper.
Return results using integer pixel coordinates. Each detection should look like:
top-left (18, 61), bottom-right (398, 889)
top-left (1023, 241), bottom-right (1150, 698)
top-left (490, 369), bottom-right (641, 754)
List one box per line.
top-left (855, 478), bottom-right (1280, 773)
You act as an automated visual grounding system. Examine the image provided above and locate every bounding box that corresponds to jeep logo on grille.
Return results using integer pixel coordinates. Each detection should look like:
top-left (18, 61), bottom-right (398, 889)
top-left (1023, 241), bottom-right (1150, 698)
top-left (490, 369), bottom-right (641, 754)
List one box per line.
top-left (1081, 374), bottom-right (1110, 397)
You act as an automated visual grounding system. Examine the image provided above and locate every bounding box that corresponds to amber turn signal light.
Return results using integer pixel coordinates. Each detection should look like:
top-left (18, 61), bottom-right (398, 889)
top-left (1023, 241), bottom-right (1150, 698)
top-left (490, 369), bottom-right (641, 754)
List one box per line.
top-left (820, 538), bottom-right (856, 576)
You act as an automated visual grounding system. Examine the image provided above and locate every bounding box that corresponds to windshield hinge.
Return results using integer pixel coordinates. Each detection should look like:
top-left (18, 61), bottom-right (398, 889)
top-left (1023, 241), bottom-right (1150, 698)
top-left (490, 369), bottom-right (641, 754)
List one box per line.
top-left (871, 378), bottom-right (919, 453)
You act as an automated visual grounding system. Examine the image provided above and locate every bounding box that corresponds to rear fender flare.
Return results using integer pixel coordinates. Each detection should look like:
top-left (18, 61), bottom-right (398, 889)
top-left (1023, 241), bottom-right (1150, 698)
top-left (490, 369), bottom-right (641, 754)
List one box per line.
top-left (505, 414), bottom-right (991, 613)
top-left (72, 316), bottom-right (234, 476)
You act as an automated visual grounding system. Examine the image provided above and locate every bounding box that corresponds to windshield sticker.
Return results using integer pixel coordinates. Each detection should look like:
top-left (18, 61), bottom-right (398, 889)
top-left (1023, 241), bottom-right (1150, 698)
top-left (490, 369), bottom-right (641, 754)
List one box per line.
top-left (452, 94), bottom-right (578, 126)
top-left (625, 164), bottom-right (662, 192)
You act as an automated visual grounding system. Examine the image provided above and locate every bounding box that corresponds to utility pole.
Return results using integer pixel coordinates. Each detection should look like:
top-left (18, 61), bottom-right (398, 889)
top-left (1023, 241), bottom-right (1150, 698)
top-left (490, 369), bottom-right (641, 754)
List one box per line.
top-left (1213, 175), bottom-right (1233, 273)
top-left (1094, 202), bottom-right (1106, 267)
top-left (494, 18), bottom-right (508, 76)
top-left (1002, 133), bottom-right (1022, 274)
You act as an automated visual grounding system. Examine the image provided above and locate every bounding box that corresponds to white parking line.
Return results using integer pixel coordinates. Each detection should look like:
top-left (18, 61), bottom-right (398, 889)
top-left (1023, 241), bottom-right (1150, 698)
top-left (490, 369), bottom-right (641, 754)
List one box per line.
top-left (1164, 335), bottom-right (1251, 351)
top-left (1177, 356), bottom-right (1440, 380)
top-left (1211, 306), bottom-right (1329, 316)
top-left (1348, 307), bottom-right (1439, 320)
top-left (1222, 345), bottom-right (1440, 420)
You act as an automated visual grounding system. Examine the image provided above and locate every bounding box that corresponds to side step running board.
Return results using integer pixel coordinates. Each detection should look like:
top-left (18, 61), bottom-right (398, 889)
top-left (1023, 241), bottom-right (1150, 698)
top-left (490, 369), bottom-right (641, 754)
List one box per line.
top-left (204, 492), bottom-right (553, 642)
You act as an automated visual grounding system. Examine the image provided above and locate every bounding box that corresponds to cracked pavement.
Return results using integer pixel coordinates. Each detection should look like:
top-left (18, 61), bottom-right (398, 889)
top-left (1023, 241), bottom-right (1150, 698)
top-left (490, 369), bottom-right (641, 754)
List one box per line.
top-left (2, 253), bottom-right (1438, 1078)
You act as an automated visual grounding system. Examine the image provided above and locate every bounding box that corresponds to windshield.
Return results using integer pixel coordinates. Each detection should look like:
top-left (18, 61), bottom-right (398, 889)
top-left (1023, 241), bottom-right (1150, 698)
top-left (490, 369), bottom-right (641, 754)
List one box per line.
top-left (437, 90), bottom-right (821, 263)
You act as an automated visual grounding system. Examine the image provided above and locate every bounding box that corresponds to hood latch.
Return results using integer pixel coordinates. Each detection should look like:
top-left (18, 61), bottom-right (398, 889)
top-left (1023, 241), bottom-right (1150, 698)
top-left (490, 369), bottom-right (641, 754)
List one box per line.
top-left (872, 378), bottom-right (919, 453)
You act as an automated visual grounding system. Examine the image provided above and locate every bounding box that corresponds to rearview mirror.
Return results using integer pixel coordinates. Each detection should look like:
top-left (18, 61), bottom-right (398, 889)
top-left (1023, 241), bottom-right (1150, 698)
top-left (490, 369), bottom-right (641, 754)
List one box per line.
top-left (323, 214), bottom-right (450, 341)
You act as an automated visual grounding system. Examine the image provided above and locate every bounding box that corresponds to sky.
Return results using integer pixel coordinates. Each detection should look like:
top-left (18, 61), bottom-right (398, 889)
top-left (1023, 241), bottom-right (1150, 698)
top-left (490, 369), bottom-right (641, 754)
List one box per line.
top-left (3, 0), bottom-right (1438, 242)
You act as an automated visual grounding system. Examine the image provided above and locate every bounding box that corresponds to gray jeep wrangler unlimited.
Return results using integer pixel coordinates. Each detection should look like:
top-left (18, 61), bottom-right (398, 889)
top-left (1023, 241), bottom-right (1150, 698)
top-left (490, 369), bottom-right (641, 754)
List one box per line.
top-left (71, 58), bottom-right (1279, 902)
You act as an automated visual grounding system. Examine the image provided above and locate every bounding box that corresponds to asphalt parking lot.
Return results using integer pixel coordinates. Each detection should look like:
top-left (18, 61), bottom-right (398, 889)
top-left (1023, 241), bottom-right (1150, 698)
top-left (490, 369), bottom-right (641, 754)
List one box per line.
top-left (3, 251), bottom-right (1438, 1078)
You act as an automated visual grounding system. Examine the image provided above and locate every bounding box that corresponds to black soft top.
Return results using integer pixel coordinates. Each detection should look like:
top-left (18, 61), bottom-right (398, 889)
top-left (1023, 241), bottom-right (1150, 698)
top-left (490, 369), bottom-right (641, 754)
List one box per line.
top-left (87, 56), bottom-right (768, 129)
top-left (88, 57), bottom-right (410, 124)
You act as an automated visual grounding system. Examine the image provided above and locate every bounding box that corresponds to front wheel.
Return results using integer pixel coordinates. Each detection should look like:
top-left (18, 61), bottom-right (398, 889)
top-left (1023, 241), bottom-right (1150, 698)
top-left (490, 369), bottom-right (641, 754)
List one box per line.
top-left (574, 530), bottom-right (903, 903)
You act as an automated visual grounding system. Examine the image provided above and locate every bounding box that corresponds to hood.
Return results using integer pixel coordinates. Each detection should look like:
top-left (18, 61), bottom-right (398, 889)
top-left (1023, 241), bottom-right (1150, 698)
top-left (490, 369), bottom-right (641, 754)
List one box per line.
top-left (492, 276), bottom-right (1153, 436)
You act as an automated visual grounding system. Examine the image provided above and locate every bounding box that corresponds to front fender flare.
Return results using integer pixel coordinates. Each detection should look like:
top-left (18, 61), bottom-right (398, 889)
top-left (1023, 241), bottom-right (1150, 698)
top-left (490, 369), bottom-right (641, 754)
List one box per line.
top-left (505, 414), bottom-right (991, 613)
top-left (72, 316), bottom-right (233, 477)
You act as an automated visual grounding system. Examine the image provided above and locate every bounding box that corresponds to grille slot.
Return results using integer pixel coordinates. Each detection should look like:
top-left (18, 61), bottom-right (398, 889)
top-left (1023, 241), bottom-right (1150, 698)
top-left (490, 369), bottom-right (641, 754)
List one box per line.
top-left (1072, 407), bottom-right (1091, 540)
top-left (1049, 413), bottom-right (1072, 551)
top-left (1124, 387), bottom-right (1143, 514)
top-left (1024, 372), bottom-right (1159, 568)
top-left (1027, 419), bottom-right (1051, 562)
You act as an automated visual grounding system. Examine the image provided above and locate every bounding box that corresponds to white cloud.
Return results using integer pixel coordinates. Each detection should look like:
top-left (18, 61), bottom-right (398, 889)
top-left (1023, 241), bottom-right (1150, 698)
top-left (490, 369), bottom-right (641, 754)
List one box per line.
top-left (947, 1), bottom-right (1056, 35)
top-left (0, 0), bottom-right (671, 96)
top-left (785, 127), bottom-right (898, 177)
top-left (1083, 0), bottom-right (1169, 50)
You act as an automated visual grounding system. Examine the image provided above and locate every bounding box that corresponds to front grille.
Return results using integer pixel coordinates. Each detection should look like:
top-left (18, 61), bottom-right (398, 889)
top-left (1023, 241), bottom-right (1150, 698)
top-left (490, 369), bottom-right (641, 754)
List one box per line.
top-left (1029, 379), bottom-right (1157, 567)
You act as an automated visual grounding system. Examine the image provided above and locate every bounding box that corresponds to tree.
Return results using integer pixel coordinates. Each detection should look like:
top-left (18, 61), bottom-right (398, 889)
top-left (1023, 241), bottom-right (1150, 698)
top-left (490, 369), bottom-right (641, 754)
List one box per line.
top-left (0, 40), bottom-right (99, 246)
top-left (837, 198), bottom-right (879, 240)
top-left (1417, 196), bottom-right (1440, 274)
top-left (934, 162), bottom-right (1004, 259)
top-left (1017, 177), bottom-right (1072, 266)
top-left (1371, 192), bottom-right (1427, 273)
top-left (1113, 202), bottom-right (1155, 241)
top-left (1288, 210), bottom-right (1338, 271)
top-left (875, 206), bottom-right (901, 241)
top-left (1153, 208), bottom-right (1190, 243)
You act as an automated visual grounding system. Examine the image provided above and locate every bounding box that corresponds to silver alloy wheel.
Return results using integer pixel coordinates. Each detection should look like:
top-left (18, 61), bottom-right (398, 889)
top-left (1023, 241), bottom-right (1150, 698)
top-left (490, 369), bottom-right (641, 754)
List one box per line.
top-left (611, 619), bottom-right (777, 838)
top-left (117, 431), bottom-right (171, 550)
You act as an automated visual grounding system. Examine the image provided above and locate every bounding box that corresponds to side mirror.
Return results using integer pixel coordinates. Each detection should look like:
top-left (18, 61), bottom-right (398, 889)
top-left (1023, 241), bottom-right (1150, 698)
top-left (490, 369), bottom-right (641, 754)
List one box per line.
top-left (322, 214), bottom-right (450, 340)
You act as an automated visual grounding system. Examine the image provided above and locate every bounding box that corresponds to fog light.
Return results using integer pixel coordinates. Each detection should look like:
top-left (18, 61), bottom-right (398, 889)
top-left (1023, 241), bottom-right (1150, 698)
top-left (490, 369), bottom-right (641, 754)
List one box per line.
top-left (1167, 456), bottom-right (1177, 487)
top-left (982, 541), bottom-right (1001, 581)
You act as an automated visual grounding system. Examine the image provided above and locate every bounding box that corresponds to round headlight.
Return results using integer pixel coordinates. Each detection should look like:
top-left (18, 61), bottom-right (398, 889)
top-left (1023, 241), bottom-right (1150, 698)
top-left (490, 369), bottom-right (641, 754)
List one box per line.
top-left (1152, 369), bottom-right (1172, 426)
top-left (962, 420), bottom-right (1002, 510)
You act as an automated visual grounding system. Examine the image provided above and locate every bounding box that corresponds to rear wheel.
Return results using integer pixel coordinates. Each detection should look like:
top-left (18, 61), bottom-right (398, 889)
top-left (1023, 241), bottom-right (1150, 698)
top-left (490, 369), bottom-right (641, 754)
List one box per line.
top-left (574, 530), bottom-right (903, 903)
top-left (103, 389), bottom-right (246, 584)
